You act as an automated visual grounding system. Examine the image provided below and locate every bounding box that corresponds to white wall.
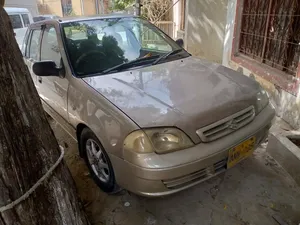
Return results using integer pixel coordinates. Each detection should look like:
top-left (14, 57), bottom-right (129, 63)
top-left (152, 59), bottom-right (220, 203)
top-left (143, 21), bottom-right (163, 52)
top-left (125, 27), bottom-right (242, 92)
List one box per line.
top-left (222, 0), bottom-right (236, 68)
top-left (172, 0), bottom-right (180, 39)
top-left (5, 0), bottom-right (38, 16)
top-left (184, 0), bottom-right (228, 64)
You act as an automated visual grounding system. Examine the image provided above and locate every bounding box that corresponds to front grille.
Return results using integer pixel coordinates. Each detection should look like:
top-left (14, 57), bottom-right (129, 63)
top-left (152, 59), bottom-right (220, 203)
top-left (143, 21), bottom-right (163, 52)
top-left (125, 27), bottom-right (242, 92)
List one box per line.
top-left (162, 159), bottom-right (227, 189)
top-left (196, 106), bottom-right (255, 142)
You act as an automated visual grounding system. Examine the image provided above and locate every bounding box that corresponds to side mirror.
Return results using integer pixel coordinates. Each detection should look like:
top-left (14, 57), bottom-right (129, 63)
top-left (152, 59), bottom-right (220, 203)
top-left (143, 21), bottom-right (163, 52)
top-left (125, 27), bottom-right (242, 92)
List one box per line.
top-left (33, 61), bottom-right (60, 77)
top-left (175, 38), bottom-right (184, 48)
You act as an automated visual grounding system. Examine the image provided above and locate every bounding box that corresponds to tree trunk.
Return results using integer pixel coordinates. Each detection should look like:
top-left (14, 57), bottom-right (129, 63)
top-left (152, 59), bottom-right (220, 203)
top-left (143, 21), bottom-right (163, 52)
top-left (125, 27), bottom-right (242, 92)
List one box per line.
top-left (0, 7), bottom-right (89, 225)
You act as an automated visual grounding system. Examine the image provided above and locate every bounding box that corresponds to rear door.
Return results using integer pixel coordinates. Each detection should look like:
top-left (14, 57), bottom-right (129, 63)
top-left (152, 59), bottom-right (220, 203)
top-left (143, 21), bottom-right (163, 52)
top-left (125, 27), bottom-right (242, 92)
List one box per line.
top-left (23, 27), bottom-right (42, 86)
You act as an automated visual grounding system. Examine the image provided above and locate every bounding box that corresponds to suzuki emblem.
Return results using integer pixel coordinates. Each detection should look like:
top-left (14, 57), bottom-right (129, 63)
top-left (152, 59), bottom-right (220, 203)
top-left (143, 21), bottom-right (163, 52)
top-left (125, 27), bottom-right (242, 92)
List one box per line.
top-left (228, 121), bottom-right (239, 130)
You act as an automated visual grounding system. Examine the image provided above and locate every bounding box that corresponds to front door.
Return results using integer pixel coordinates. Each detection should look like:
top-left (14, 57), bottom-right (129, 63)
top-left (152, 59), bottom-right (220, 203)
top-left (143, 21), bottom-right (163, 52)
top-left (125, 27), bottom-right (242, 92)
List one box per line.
top-left (23, 28), bottom-right (42, 86)
top-left (37, 25), bottom-right (69, 122)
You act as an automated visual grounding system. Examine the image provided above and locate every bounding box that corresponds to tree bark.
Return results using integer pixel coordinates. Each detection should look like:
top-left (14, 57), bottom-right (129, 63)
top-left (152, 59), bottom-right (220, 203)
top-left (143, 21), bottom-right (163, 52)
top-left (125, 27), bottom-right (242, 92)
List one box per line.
top-left (0, 7), bottom-right (89, 225)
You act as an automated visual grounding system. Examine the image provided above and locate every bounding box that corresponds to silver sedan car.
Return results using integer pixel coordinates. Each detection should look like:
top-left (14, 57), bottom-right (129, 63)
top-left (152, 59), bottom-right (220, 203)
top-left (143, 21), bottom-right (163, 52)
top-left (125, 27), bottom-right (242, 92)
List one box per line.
top-left (23, 15), bottom-right (275, 196)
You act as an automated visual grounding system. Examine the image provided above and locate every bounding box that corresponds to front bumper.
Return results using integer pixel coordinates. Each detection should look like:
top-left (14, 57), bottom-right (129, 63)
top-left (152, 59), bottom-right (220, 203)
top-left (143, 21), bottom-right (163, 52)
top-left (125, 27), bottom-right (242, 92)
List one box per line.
top-left (110, 104), bottom-right (275, 197)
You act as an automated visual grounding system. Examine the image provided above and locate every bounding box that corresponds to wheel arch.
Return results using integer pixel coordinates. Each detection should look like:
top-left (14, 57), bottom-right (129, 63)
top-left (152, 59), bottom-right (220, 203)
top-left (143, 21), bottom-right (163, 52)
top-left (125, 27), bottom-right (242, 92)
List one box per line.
top-left (76, 123), bottom-right (88, 157)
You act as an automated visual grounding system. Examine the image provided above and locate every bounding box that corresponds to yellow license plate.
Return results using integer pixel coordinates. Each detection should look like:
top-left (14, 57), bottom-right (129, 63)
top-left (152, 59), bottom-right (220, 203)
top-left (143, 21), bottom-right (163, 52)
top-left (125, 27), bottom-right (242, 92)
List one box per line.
top-left (227, 137), bottom-right (256, 168)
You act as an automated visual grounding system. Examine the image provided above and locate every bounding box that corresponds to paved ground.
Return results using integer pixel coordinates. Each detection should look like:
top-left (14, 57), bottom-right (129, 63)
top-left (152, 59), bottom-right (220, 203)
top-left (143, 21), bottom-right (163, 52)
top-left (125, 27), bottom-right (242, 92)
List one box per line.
top-left (50, 119), bottom-right (300, 225)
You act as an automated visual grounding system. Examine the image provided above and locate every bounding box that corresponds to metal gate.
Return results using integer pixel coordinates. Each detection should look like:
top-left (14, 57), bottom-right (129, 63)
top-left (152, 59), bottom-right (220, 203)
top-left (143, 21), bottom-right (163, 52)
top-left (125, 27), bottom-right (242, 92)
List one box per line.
top-left (239, 0), bottom-right (300, 76)
top-left (156, 21), bottom-right (175, 39)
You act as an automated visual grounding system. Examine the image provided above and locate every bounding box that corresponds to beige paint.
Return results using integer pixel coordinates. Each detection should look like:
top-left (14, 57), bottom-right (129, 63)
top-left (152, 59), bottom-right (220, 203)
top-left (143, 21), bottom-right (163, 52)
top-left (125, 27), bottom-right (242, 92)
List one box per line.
top-left (184, 0), bottom-right (228, 64)
top-left (83, 0), bottom-right (96, 15)
top-left (25, 17), bottom-right (274, 196)
top-left (38, 0), bottom-right (105, 17)
top-left (38, 0), bottom-right (63, 16)
top-left (71, 0), bottom-right (100, 16)
top-left (71, 0), bottom-right (82, 15)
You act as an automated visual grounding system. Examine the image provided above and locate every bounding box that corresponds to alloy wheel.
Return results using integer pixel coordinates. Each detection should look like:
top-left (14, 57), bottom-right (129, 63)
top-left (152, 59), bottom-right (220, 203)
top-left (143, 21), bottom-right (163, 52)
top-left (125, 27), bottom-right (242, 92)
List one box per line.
top-left (86, 139), bottom-right (110, 183)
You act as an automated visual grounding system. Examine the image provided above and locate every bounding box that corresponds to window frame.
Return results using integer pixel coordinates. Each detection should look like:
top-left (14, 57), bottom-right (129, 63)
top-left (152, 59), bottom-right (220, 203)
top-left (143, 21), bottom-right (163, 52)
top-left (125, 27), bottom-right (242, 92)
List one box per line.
top-left (231, 0), bottom-right (300, 96)
top-left (40, 25), bottom-right (62, 67)
top-left (25, 28), bottom-right (42, 60)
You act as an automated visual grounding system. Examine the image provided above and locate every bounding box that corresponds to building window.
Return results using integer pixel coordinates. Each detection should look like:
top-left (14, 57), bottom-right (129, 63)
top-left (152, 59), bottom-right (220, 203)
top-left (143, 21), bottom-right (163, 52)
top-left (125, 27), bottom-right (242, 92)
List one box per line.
top-left (180, 0), bottom-right (186, 31)
top-left (238, 0), bottom-right (300, 76)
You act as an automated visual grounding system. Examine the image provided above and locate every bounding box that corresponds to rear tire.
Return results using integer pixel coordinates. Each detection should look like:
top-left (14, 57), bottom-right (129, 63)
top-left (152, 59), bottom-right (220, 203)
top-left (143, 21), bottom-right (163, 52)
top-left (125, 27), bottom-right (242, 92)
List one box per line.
top-left (80, 128), bottom-right (117, 193)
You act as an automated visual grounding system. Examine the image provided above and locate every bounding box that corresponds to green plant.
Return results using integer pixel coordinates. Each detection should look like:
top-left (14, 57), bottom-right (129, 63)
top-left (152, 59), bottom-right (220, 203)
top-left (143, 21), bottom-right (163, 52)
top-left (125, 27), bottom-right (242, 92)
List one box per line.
top-left (111, 0), bottom-right (134, 11)
top-left (65, 8), bottom-right (77, 16)
top-left (142, 0), bottom-right (172, 22)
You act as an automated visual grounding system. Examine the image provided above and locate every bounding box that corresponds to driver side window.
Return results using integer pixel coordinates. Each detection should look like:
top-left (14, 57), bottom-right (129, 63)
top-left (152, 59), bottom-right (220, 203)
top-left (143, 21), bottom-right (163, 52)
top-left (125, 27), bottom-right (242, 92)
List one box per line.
top-left (41, 27), bottom-right (61, 67)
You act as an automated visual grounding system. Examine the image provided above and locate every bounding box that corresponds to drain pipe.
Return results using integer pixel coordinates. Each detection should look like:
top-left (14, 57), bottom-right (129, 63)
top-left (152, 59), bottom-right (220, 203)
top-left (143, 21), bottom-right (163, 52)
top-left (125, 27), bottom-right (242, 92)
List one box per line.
top-left (135, 0), bottom-right (141, 16)
top-left (80, 0), bottom-right (84, 15)
top-left (95, 0), bottom-right (99, 14)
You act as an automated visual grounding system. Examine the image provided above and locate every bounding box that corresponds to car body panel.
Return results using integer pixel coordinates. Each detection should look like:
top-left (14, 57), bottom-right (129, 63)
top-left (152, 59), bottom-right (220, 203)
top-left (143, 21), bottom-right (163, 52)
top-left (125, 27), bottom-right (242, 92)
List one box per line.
top-left (34, 23), bottom-right (70, 123)
top-left (83, 56), bottom-right (260, 143)
top-left (24, 19), bottom-right (139, 159)
top-left (111, 104), bottom-right (274, 196)
top-left (23, 16), bottom-right (275, 196)
top-left (67, 78), bottom-right (139, 157)
top-left (121, 104), bottom-right (274, 170)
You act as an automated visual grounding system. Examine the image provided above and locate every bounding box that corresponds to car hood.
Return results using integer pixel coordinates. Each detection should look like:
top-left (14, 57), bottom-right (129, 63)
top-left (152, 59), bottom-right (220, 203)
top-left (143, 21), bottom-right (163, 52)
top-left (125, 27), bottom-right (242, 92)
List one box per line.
top-left (83, 57), bottom-right (259, 142)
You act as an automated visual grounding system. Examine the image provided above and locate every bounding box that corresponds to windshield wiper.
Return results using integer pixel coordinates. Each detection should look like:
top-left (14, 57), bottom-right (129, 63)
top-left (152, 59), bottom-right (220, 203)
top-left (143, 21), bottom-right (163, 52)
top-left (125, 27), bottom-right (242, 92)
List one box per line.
top-left (152, 49), bottom-right (184, 65)
top-left (101, 55), bottom-right (159, 74)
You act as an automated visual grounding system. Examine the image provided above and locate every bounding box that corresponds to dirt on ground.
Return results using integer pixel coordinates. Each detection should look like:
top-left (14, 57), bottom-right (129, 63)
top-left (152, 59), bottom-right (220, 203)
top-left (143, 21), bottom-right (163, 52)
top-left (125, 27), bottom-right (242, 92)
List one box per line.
top-left (49, 119), bottom-right (300, 225)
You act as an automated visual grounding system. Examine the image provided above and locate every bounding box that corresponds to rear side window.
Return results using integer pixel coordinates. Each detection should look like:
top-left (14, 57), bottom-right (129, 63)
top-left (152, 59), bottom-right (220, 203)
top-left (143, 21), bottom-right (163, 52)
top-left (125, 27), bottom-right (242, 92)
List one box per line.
top-left (27, 29), bottom-right (41, 60)
top-left (9, 15), bottom-right (23, 29)
top-left (21, 14), bottom-right (30, 27)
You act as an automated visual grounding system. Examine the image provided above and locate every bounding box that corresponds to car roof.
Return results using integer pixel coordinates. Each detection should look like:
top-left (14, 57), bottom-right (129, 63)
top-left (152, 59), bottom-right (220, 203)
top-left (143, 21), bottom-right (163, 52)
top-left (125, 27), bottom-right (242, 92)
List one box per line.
top-left (29, 13), bottom-right (137, 29)
top-left (34, 14), bottom-right (58, 17)
top-left (58, 13), bottom-right (135, 22)
top-left (4, 7), bottom-right (30, 13)
top-left (29, 13), bottom-right (135, 27)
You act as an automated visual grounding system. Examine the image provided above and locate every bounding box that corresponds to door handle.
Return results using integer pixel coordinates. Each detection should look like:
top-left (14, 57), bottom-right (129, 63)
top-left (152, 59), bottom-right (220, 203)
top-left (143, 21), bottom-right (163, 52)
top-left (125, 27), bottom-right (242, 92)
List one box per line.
top-left (38, 77), bottom-right (42, 83)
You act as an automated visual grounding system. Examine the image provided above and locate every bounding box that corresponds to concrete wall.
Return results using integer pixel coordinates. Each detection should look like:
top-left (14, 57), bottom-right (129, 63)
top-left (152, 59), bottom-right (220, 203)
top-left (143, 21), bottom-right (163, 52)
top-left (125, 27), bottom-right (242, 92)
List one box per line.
top-left (5, 0), bottom-right (38, 16)
top-left (222, 0), bottom-right (300, 130)
top-left (83, 0), bottom-right (96, 15)
top-left (72, 0), bottom-right (96, 15)
top-left (38, 0), bottom-right (63, 16)
top-left (172, 0), bottom-right (184, 40)
top-left (38, 0), bottom-right (107, 17)
top-left (184, 0), bottom-right (228, 64)
top-left (72, 0), bottom-right (109, 16)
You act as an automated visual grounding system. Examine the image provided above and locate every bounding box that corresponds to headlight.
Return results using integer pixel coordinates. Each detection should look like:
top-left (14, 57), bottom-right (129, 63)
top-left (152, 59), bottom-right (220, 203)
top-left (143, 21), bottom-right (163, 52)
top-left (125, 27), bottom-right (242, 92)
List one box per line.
top-left (123, 128), bottom-right (194, 154)
top-left (256, 86), bottom-right (269, 113)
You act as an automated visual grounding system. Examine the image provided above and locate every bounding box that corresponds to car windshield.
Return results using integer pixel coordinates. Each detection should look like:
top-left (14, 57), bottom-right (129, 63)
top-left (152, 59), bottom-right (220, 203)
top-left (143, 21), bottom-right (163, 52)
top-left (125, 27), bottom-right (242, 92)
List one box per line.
top-left (61, 17), bottom-right (188, 76)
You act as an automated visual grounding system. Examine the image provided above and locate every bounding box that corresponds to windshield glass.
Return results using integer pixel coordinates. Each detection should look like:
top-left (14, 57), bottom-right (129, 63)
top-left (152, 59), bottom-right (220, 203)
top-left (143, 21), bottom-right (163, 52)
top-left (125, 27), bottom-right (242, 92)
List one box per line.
top-left (61, 17), bottom-right (187, 76)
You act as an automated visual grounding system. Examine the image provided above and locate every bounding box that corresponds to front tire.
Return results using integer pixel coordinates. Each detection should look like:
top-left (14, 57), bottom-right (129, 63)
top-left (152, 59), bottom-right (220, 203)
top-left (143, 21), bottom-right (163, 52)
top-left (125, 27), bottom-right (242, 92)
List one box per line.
top-left (80, 128), bottom-right (117, 193)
